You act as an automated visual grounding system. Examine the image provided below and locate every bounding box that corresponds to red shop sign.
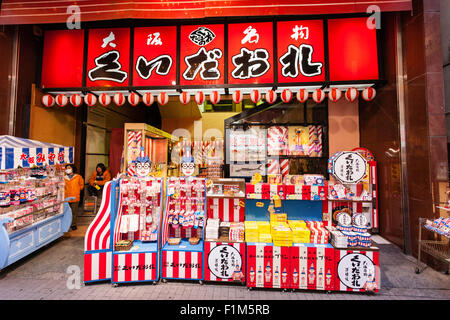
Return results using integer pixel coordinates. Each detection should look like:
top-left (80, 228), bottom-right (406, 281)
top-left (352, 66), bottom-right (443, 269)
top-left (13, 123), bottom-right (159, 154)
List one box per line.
top-left (41, 29), bottom-right (85, 88)
top-left (327, 17), bottom-right (379, 82)
top-left (133, 26), bottom-right (177, 87)
top-left (86, 28), bottom-right (131, 87)
top-left (228, 22), bottom-right (274, 85)
top-left (277, 20), bottom-right (325, 83)
top-left (180, 24), bottom-right (225, 86)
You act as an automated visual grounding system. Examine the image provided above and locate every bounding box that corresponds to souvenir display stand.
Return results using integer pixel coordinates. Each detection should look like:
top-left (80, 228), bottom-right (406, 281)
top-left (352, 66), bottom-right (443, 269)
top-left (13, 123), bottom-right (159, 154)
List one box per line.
top-left (325, 149), bottom-right (380, 292)
top-left (245, 181), bottom-right (331, 291)
top-left (161, 177), bottom-right (207, 283)
top-left (204, 178), bottom-right (246, 283)
top-left (111, 177), bottom-right (164, 284)
top-left (0, 135), bottom-right (73, 270)
top-left (85, 124), bottom-right (175, 285)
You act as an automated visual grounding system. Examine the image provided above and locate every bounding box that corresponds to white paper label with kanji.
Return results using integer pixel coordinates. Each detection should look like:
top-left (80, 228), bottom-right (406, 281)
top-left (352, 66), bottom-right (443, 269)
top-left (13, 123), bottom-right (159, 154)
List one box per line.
top-left (337, 253), bottom-right (376, 289)
top-left (332, 152), bottom-right (367, 184)
top-left (207, 244), bottom-right (243, 279)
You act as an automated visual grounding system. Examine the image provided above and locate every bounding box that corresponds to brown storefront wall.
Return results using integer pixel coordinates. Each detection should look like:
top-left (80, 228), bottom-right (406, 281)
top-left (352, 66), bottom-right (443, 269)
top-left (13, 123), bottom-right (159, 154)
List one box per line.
top-left (360, 0), bottom-right (449, 270)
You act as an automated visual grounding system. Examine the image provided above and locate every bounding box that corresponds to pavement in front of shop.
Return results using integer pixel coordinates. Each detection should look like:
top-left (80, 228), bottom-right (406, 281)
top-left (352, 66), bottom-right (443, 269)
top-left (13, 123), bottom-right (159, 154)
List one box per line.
top-left (0, 224), bottom-right (449, 300)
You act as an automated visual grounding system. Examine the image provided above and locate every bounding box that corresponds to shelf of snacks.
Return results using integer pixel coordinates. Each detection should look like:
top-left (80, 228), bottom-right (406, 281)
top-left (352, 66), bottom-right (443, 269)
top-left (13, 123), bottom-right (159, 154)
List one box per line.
top-left (161, 177), bottom-right (206, 281)
top-left (204, 178), bottom-right (246, 283)
top-left (0, 164), bottom-right (72, 270)
top-left (110, 177), bottom-right (163, 284)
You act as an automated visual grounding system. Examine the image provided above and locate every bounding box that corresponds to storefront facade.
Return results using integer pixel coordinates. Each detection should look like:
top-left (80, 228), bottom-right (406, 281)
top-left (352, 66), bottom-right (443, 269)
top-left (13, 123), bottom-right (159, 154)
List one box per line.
top-left (0, 0), bottom-right (447, 272)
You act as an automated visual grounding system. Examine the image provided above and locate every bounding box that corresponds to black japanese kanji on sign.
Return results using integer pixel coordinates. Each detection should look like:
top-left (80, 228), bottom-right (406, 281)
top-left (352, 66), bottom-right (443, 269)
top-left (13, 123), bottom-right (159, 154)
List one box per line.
top-left (136, 54), bottom-right (173, 80)
top-left (88, 50), bottom-right (128, 83)
top-left (189, 27), bottom-right (216, 46)
top-left (280, 44), bottom-right (323, 78)
top-left (183, 47), bottom-right (223, 81)
top-left (231, 48), bottom-right (270, 80)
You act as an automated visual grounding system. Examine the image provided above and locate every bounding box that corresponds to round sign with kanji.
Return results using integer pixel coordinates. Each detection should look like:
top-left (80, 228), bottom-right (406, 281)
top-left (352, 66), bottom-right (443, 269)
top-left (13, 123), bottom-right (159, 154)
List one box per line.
top-left (337, 253), bottom-right (376, 289)
top-left (331, 151), bottom-right (367, 184)
top-left (207, 244), bottom-right (243, 279)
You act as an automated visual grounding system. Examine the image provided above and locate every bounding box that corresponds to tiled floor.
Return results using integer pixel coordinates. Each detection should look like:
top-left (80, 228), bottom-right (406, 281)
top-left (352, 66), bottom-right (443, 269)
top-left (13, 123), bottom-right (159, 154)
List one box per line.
top-left (0, 228), bottom-right (449, 300)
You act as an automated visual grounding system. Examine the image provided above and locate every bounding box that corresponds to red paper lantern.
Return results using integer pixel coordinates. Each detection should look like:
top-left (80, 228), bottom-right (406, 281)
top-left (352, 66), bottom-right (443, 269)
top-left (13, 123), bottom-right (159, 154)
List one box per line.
top-left (70, 94), bottom-right (83, 107)
top-left (157, 92), bottom-right (169, 106)
top-left (99, 93), bottom-right (111, 107)
top-left (281, 89), bottom-right (292, 103)
top-left (209, 91), bottom-right (221, 104)
top-left (179, 91), bottom-right (191, 105)
top-left (328, 88), bottom-right (342, 102)
top-left (232, 90), bottom-right (243, 104)
top-left (345, 87), bottom-right (359, 102)
top-left (296, 89), bottom-right (308, 103)
top-left (113, 93), bottom-right (125, 106)
top-left (250, 89), bottom-right (261, 104)
top-left (312, 89), bottom-right (325, 103)
top-left (265, 90), bottom-right (277, 104)
top-left (55, 94), bottom-right (68, 107)
top-left (361, 87), bottom-right (376, 101)
top-left (142, 92), bottom-right (154, 106)
top-left (84, 93), bottom-right (97, 107)
top-left (41, 94), bottom-right (55, 108)
top-left (128, 92), bottom-right (140, 106)
top-left (195, 91), bottom-right (205, 105)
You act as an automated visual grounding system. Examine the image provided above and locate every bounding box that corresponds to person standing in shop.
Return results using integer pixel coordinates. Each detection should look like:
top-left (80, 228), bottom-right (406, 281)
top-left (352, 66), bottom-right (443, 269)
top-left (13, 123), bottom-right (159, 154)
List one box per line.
top-left (64, 164), bottom-right (84, 231)
top-left (87, 163), bottom-right (111, 197)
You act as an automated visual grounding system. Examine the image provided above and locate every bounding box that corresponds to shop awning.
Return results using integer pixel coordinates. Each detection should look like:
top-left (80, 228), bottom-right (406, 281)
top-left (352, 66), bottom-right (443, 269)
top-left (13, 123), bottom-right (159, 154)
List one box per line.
top-left (0, 135), bottom-right (74, 170)
top-left (0, 0), bottom-right (412, 25)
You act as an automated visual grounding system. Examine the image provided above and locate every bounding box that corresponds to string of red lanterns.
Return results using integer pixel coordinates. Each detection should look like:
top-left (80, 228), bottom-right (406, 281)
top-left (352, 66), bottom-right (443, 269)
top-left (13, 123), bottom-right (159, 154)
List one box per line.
top-left (40, 87), bottom-right (376, 108)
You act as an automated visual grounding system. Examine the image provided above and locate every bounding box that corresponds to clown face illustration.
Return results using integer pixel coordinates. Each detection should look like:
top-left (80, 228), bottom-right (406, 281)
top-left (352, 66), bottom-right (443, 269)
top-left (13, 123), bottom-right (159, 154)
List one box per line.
top-left (293, 267), bottom-right (299, 284)
top-left (265, 263), bottom-right (272, 282)
top-left (135, 157), bottom-right (151, 177)
top-left (249, 267), bottom-right (255, 283)
top-left (281, 267), bottom-right (287, 284)
top-left (326, 269), bottom-right (332, 286)
top-left (300, 267), bottom-right (307, 287)
top-left (317, 267), bottom-right (324, 287)
top-left (181, 156), bottom-right (195, 177)
top-left (308, 265), bottom-right (315, 284)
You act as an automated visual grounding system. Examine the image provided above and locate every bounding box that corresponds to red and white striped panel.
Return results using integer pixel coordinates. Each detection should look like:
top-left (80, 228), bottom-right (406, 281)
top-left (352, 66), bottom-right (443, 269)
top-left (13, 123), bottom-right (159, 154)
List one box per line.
top-left (204, 242), bottom-right (246, 282)
top-left (84, 182), bottom-right (112, 251)
top-left (84, 251), bottom-right (112, 282)
top-left (112, 252), bottom-right (158, 283)
top-left (280, 159), bottom-right (289, 179)
top-left (267, 126), bottom-right (288, 156)
top-left (267, 159), bottom-right (280, 175)
top-left (113, 191), bottom-right (127, 244)
top-left (207, 198), bottom-right (245, 222)
top-left (245, 183), bottom-right (273, 200)
top-left (161, 250), bottom-right (203, 280)
top-left (335, 250), bottom-right (380, 292)
top-left (246, 245), bottom-right (290, 289)
top-left (290, 246), bottom-right (335, 291)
